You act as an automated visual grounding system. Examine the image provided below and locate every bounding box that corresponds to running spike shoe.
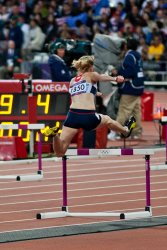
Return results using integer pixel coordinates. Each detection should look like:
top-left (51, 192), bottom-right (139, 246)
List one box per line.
top-left (43, 126), bottom-right (60, 137)
top-left (122, 116), bottom-right (136, 138)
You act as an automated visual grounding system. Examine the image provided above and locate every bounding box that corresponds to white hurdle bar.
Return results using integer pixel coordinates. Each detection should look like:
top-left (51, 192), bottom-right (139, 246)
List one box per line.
top-left (0, 124), bottom-right (45, 181)
top-left (37, 148), bottom-right (154, 220)
top-left (151, 116), bottom-right (167, 170)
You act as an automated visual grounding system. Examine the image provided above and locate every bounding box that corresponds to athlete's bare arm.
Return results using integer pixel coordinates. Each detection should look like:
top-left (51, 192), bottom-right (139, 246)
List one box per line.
top-left (90, 72), bottom-right (124, 83)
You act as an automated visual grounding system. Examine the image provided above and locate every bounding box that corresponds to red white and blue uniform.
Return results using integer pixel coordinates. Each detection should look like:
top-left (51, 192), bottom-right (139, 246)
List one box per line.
top-left (63, 75), bottom-right (101, 131)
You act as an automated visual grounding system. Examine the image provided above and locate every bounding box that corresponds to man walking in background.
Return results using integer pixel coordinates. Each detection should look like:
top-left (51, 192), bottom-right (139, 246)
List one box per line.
top-left (108, 37), bottom-right (144, 140)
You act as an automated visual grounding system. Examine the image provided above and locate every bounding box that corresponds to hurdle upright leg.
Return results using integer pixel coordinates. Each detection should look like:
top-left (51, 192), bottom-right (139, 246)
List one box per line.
top-left (120, 153), bottom-right (152, 219)
top-left (36, 154), bottom-right (69, 219)
top-left (62, 155), bottom-right (68, 212)
top-left (0, 124), bottom-right (44, 181)
top-left (145, 155), bottom-right (152, 214)
top-left (16, 131), bottom-right (43, 181)
top-left (37, 132), bottom-right (43, 175)
top-left (165, 123), bottom-right (167, 164)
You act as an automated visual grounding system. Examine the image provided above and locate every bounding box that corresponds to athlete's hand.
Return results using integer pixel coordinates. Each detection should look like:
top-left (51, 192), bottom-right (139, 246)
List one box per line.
top-left (115, 75), bottom-right (124, 83)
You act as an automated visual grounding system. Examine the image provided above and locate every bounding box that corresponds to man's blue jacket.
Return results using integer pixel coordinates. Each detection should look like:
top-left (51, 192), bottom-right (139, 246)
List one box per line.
top-left (118, 50), bottom-right (145, 96)
top-left (48, 54), bottom-right (71, 82)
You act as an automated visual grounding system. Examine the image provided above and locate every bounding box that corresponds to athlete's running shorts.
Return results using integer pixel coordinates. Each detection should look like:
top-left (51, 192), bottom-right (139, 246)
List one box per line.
top-left (63, 109), bottom-right (102, 131)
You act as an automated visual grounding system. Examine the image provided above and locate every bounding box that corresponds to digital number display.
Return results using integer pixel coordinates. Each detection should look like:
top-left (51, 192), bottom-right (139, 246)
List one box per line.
top-left (0, 121), bottom-right (63, 142)
top-left (0, 93), bottom-right (70, 116)
top-left (37, 94), bottom-right (50, 114)
top-left (0, 81), bottom-right (70, 144)
top-left (0, 94), bottom-right (13, 114)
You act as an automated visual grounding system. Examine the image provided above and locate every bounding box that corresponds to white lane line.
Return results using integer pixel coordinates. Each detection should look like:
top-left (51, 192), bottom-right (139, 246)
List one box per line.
top-left (1, 180), bottom-right (167, 198)
top-left (0, 197), bottom-right (167, 225)
top-left (68, 196), bottom-right (167, 208)
top-left (0, 162), bottom-right (147, 174)
top-left (1, 189), bottom-right (167, 206)
top-left (0, 161), bottom-right (147, 173)
top-left (0, 159), bottom-right (166, 184)
top-left (0, 157), bottom-right (166, 177)
top-left (46, 170), bottom-right (167, 178)
top-left (0, 218), bottom-right (36, 225)
top-left (0, 204), bottom-right (167, 215)
top-left (0, 173), bottom-right (167, 186)
top-left (0, 179), bottom-right (166, 193)
top-left (0, 169), bottom-right (153, 181)
top-left (1, 185), bottom-right (167, 200)
top-left (0, 169), bottom-right (148, 184)
top-left (0, 156), bottom-right (165, 172)
top-left (0, 168), bottom-right (166, 185)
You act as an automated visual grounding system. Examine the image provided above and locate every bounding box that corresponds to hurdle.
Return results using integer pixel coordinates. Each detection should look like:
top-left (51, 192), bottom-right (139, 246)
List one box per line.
top-left (37, 148), bottom-right (154, 220)
top-left (0, 124), bottom-right (44, 181)
top-left (151, 116), bottom-right (167, 170)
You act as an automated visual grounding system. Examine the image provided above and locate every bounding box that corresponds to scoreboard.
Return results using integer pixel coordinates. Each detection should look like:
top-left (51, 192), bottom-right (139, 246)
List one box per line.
top-left (0, 80), bottom-right (70, 142)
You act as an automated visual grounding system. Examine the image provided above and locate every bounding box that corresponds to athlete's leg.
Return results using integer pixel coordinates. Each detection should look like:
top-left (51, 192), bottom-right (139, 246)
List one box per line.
top-left (97, 114), bottom-right (136, 137)
top-left (97, 114), bottom-right (127, 134)
top-left (43, 126), bottom-right (78, 157)
top-left (52, 126), bottom-right (78, 157)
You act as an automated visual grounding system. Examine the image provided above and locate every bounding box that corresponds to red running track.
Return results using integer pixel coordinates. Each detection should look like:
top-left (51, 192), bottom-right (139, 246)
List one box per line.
top-left (0, 150), bottom-right (166, 233)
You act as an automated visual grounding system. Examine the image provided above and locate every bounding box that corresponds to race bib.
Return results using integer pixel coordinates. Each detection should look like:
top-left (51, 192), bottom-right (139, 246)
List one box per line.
top-left (69, 81), bottom-right (88, 96)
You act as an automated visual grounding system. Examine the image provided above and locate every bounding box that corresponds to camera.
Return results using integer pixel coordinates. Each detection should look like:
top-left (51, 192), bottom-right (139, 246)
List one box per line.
top-left (44, 39), bottom-right (92, 66)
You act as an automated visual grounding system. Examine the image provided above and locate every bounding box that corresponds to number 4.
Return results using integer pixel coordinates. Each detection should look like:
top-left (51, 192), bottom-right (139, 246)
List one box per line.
top-left (37, 94), bottom-right (50, 114)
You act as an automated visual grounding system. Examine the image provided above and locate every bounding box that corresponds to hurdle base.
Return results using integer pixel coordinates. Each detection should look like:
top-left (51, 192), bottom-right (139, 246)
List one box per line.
top-left (16, 171), bottom-right (43, 181)
top-left (37, 170), bottom-right (43, 175)
top-left (0, 175), bottom-right (18, 180)
top-left (120, 206), bottom-right (152, 220)
top-left (62, 206), bottom-right (68, 212)
top-left (120, 211), bottom-right (152, 220)
top-left (151, 164), bottom-right (167, 170)
top-left (145, 206), bottom-right (152, 215)
top-left (36, 211), bottom-right (68, 219)
top-left (36, 209), bottom-right (152, 220)
top-left (36, 211), bottom-right (121, 219)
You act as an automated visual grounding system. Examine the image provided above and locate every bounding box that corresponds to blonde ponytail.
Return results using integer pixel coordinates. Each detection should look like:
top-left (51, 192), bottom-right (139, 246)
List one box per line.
top-left (72, 56), bottom-right (94, 72)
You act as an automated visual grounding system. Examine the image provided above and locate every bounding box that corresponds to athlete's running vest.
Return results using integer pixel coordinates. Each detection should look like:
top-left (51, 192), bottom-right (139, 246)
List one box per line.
top-left (69, 74), bottom-right (97, 97)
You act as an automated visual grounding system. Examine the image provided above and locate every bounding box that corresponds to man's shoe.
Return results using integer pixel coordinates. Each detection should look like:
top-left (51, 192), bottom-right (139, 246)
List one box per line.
top-left (43, 126), bottom-right (60, 137)
top-left (107, 131), bottom-right (116, 140)
top-left (122, 116), bottom-right (136, 138)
